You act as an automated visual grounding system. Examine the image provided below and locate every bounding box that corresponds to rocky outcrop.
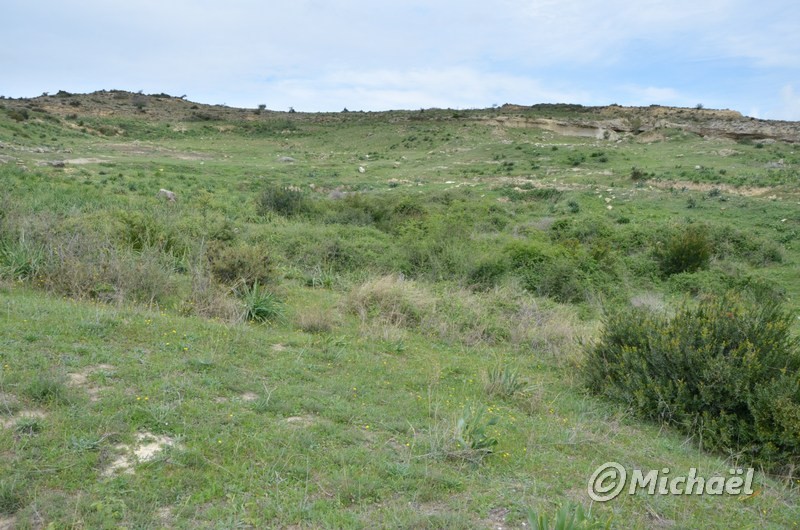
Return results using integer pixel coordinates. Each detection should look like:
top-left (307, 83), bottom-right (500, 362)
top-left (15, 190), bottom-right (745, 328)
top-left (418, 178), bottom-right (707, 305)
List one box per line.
top-left (491, 104), bottom-right (800, 143)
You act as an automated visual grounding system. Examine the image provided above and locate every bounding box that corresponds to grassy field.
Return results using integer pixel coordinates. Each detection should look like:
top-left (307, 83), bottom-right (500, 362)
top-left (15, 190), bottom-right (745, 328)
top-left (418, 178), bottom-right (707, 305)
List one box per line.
top-left (1, 92), bottom-right (799, 528)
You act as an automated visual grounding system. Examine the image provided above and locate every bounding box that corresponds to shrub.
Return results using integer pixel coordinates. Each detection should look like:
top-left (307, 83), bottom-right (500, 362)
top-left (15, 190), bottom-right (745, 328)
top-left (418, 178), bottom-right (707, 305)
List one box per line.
top-left (257, 184), bottom-right (308, 217)
top-left (452, 404), bottom-right (499, 461)
top-left (179, 262), bottom-right (244, 322)
top-left (42, 235), bottom-right (175, 305)
top-left (630, 167), bottom-right (646, 181)
top-left (466, 255), bottom-right (509, 290)
top-left (343, 274), bottom-right (434, 328)
top-left (206, 241), bottom-right (273, 286)
top-left (655, 225), bottom-right (712, 276)
top-left (484, 364), bottom-right (525, 398)
top-left (115, 210), bottom-right (187, 257)
top-left (528, 503), bottom-right (611, 530)
top-left (0, 478), bottom-right (26, 515)
top-left (505, 240), bottom-right (587, 303)
top-left (0, 237), bottom-right (44, 281)
top-left (25, 375), bottom-right (70, 404)
top-left (584, 293), bottom-right (800, 474)
top-left (294, 307), bottom-right (337, 334)
top-left (236, 281), bottom-right (285, 324)
top-left (7, 109), bottom-right (29, 122)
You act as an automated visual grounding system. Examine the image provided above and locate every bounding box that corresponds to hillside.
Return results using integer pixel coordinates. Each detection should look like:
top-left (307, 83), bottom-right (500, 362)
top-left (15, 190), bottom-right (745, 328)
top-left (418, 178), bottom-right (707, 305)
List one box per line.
top-left (1, 91), bottom-right (799, 529)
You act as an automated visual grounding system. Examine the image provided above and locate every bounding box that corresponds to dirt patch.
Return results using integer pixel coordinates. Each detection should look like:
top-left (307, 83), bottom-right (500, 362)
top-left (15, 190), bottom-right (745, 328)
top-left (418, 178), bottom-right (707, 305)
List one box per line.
top-left (0, 516), bottom-right (16, 530)
top-left (285, 415), bottom-right (315, 427)
top-left (155, 506), bottom-right (174, 526)
top-left (105, 142), bottom-right (212, 161)
top-left (271, 343), bottom-right (287, 352)
top-left (175, 152), bottom-right (212, 161)
top-left (65, 157), bottom-right (110, 165)
top-left (240, 392), bottom-right (259, 402)
top-left (67, 364), bottom-right (115, 402)
top-left (635, 131), bottom-right (666, 143)
top-left (714, 148), bottom-right (739, 157)
top-left (0, 392), bottom-right (20, 414)
top-left (102, 431), bottom-right (181, 477)
top-left (1, 409), bottom-right (46, 429)
top-left (487, 176), bottom-right (583, 192)
top-left (486, 507), bottom-right (511, 529)
top-left (645, 179), bottom-right (774, 197)
top-left (105, 142), bottom-right (163, 157)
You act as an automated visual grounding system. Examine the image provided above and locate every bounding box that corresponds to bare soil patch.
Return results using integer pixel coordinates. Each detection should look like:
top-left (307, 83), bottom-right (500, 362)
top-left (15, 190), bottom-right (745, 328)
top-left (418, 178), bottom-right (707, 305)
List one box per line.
top-left (67, 364), bottom-right (115, 402)
top-left (645, 179), bottom-right (775, 197)
top-left (102, 431), bottom-right (181, 477)
top-left (285, 415), bottom-right (315, 427)
top-left (1, 409), bottom-right (47, 430)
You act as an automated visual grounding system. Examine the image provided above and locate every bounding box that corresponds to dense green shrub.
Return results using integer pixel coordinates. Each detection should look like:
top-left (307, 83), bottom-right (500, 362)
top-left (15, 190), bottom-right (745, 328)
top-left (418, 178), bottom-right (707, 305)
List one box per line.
top-left (710, 225), bottom-right (783, 266)
top-left (584, 293), bottom-right (800, 474)
top-left (393, 214), bottom-right (475, 281)
top-left (505, 240), bottom-right (588, 303)
top-left (269, 223), bottom-right (390, 273)
top-left (257, 185), bottom-right (308, 217)
top-left (467, 255), bottom-right (509, 290)
top-left (206, 241), bottom-right (273, 286)
top-left (655, 225), bottom-right (712, 275)
top-left (115, 210), bottom-right (187, 257)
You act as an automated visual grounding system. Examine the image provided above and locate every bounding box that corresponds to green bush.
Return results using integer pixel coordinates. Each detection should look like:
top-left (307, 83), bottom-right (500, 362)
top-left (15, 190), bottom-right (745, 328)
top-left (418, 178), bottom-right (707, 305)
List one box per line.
top-left (505, 240), bottom-right (587, 303)
top-left (655, 225), bottom-right (712, 276)
top-left (115, 210), bottom-right (187, 257)
top-left (0, 237), bottom-right (44, 281)
top-left (206, 241), bottom-right (273, 286)
top-left (0, 478), bottom-right (26, 515)
top-left (467, 255), bottom-right (509, 290)
top-left (236, 281), bottom-right (285, 324)
top-left (257, 185), bottom-right (308, 217)
top-left (584, 293), bottom-right (800, 474)
top-left (270, 223), bottom-right (390, 273)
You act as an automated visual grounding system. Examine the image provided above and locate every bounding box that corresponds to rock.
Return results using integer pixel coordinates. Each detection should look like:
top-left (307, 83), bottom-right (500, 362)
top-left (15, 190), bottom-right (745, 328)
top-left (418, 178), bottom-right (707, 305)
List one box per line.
top-left (157, 189), bottom-right (177, 202)
top-left (358, 166), bottom-right (366, 173)
top-left (278, 156), bottom-right (296, 163)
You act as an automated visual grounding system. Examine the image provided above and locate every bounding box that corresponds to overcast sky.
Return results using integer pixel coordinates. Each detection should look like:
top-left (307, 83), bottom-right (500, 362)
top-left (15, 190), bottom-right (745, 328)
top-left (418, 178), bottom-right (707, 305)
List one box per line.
top-left (3, 1), bottom-right (799, 120)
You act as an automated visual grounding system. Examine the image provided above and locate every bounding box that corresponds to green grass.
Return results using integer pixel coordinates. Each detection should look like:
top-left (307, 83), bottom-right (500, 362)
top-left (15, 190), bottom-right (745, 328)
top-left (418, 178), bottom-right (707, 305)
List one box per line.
top-left (0, 93), bottom-right (799, 528)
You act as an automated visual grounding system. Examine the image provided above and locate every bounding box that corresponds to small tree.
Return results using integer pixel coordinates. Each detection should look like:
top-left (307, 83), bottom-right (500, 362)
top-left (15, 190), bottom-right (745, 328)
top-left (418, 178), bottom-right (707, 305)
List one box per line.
top-left (132, 93), bottom-right (147, 111)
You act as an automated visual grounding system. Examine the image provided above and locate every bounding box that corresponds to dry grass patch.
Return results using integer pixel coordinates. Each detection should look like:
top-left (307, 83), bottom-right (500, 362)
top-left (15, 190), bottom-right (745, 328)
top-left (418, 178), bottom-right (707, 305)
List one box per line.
top-left (343, 274), bottom-right (436, 328)
top-left (294, 307), bottom-right (338, 334)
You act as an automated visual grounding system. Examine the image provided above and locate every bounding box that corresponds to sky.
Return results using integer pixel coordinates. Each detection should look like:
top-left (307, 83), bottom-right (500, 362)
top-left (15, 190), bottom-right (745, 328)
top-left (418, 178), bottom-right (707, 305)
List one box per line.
top-left (2, 1), bottom-right (799, 120)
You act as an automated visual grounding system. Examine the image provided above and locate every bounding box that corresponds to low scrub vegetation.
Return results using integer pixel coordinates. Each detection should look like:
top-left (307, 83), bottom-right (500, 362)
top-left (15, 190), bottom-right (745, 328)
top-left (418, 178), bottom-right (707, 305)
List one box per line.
top-left (584, 293), bottom-right (800, 476)
top-left (1, 94), bottom-right (799, 527)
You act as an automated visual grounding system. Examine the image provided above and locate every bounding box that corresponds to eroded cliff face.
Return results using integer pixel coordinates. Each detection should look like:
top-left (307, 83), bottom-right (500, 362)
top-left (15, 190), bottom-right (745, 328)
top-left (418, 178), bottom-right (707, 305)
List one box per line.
top-left (490, 104), bottom-right (800, 143)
